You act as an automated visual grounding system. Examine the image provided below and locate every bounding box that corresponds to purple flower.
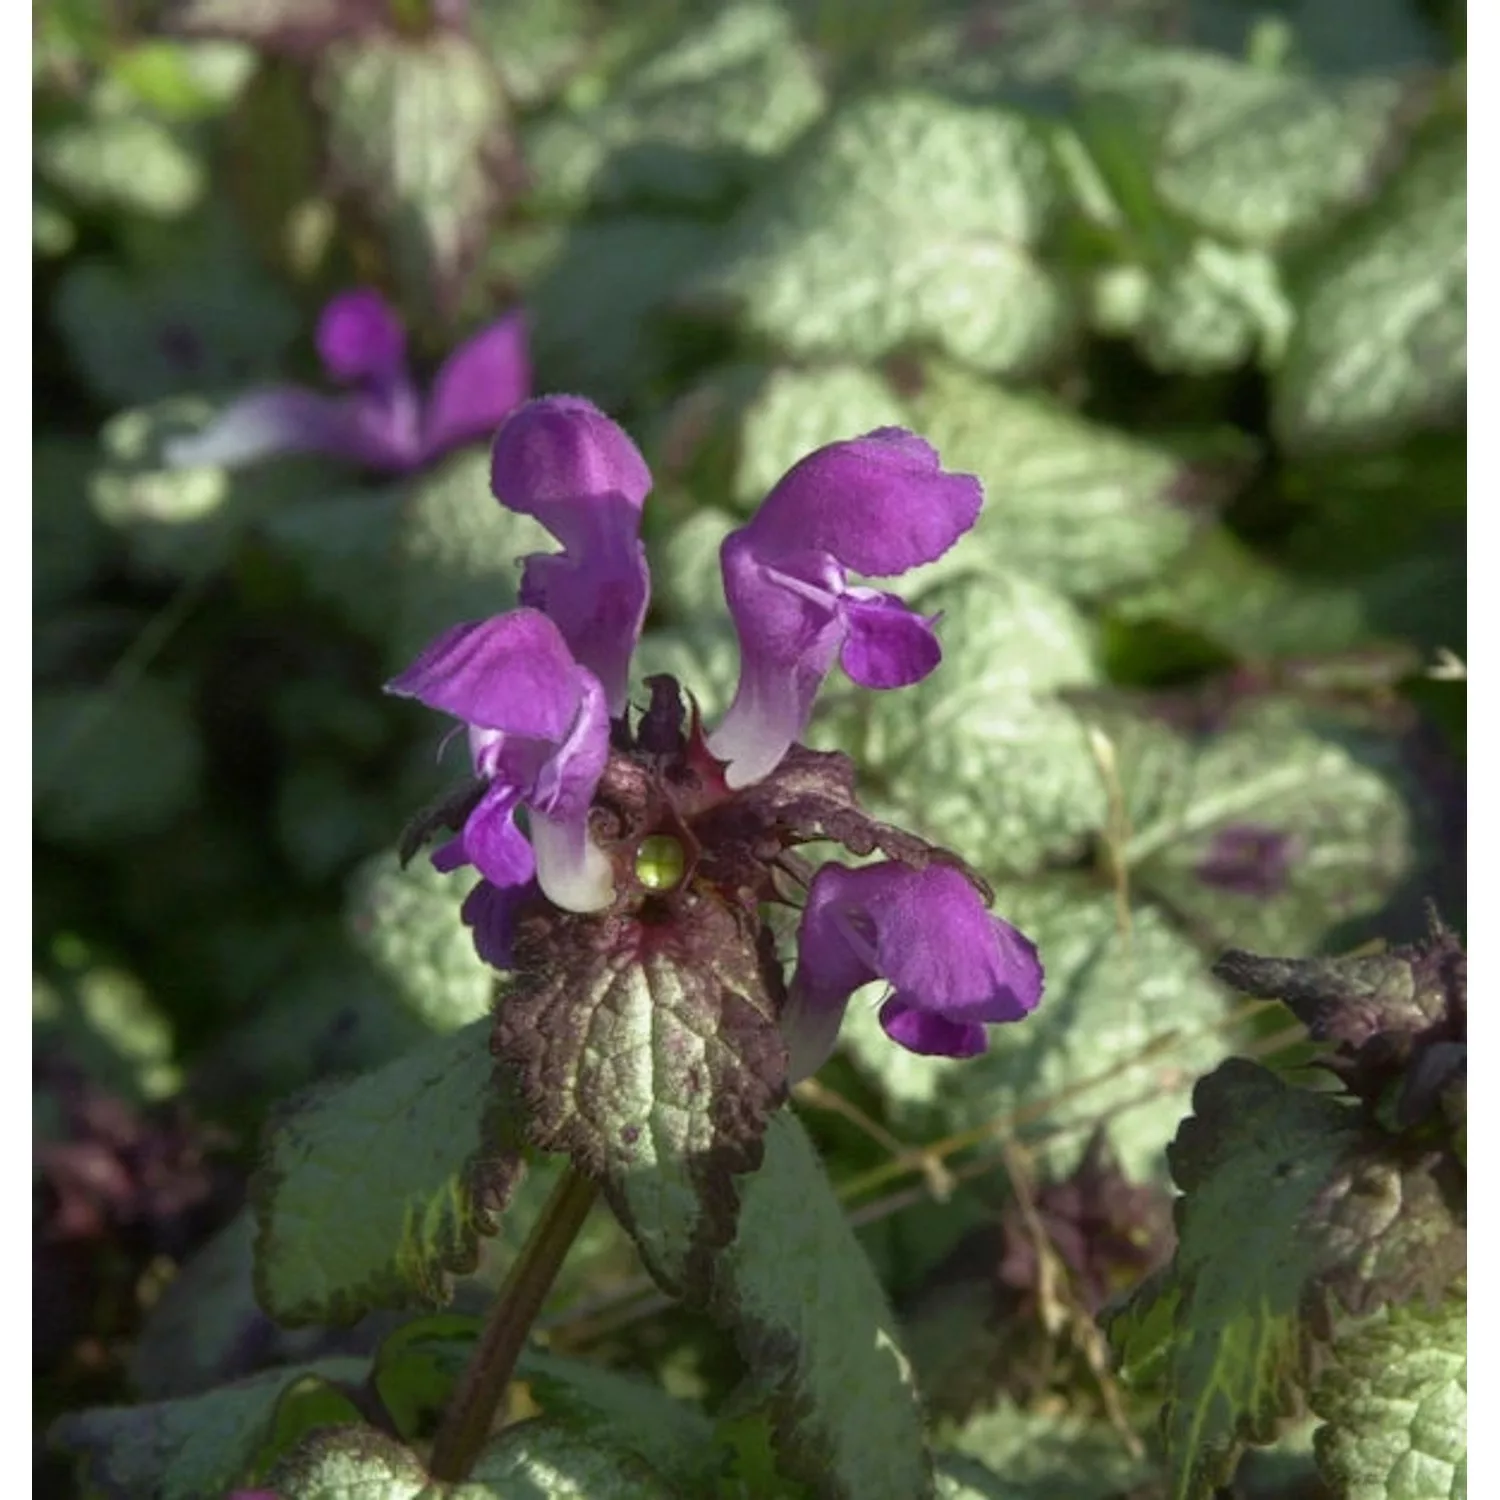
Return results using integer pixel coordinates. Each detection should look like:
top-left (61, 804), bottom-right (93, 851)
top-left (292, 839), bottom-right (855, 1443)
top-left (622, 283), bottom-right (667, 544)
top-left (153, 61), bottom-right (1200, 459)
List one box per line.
top-left (783, 862), bottom-right (1044, 1075)
top-left (491, 397), bottom-right (652, 716)
top-left (705, 429), bottom-right (982, 788)
top-left (385, 609), bottom-right (613, 912)
top-left (164, 288), bottom-right (530, 475)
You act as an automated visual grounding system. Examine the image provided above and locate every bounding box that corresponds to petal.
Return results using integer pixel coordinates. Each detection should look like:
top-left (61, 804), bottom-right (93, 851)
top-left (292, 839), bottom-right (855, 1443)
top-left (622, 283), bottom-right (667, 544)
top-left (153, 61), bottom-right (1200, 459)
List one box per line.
top-left (460, 782), bottom-right (536, 891)
top-left (705, 541), bottom-right (845, 788)
top-left (490, 397), bottom-right (653, 715)
top-left (839, 591), bottom-right (942, 689)
top-left (746, 427), bottom-right (982, 577)
top-left (460, 877), bottom-right (536, 970)
top-left (316, 288), bottom-right (407, 384)
top-left (877, 999), bottom-right (988, 1058)
top-left (420, 310), bottom-right (531, 461)
top-left (384, 610), bottom-right (589, 742)
top-left (529, 809), bottom-right (615, 913)
top-left (161, 387), bottom-right (409, 471)
top-left (514, 669), bottom-right (611, 823)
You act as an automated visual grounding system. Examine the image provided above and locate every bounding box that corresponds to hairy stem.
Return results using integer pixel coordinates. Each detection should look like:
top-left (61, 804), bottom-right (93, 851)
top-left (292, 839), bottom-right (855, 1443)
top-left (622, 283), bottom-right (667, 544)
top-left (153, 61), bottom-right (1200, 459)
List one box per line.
top-left (428, 1165), bottom-right (599, 1482)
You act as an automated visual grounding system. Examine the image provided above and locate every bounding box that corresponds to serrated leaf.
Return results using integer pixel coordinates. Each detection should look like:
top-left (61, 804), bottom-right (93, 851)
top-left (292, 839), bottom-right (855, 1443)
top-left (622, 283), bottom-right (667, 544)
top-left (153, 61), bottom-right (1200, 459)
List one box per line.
top-left (946, 1404), bottom-right (1154, 1500)
top-left (840, 879), bottom-right (1233, 1182)
top-left (51, 1358), bottom-right (368, 1500)
top-left (1273, 128), bottom-right (1465, 454)
top-left (320, 32), bottom-right (513, 316)
top-left (1146, 1059), bottom-right (1368, 1496)
top-left (388, 448), bottom-right (550, 672)
top-left (687, 92), bottom-right (1072, 375)
top-left (265, 1420), bottom-right (690, 1497)
top-left (1117, 698), bottom-right (1422, 954)
top-left (35, 679), bottom-right (202, 847)
top-left (1312, 1292), bottom-right (1467, 1500)
top-left (524, 1), bottom-right (825, 211)
top-left (524, 216), bottom-right (722, 410)
top-left (1074, 47), bottom-right (1419, 250)
top-left (907, 364), bottom-right (1204, 598)
top-left (496, 901), bottom-right (786, 1297)
top-left (851, 568), bottom-right (1107, 878)
top-left (519, 1350), bottom-right (720, 1491)
top-left (54, 218), bottom-right (300, 408)
top-left (346, 854), bottom-right (494, 1034)
top-left (254, 1017), bottom-right (521, 1326)
top-left (91, 398), bottom-right (340, 581)
top-left (711, 1110), bottom-right (934, 1500)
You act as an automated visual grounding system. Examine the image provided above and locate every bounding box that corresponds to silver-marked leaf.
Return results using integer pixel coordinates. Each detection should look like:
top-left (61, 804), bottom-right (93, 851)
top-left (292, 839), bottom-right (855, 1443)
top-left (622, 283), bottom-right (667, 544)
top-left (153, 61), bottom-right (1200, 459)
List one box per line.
top-left (320, 31), bottom-right (514, 316)
top-left (253, 1017), bottom-right (521, 1326)
top-left (1273, 127), bottom-right (1465, 454)
top-left (1073, 46), bottom-right (1420, 250)
top-left (840, 879), bottom-right (1234, 1182)
top-left (51, 1358), bottom-right (368, 1500)
top-left (1312, 1292), bottom-right (1467, 1500)
top-left (91, 398), bottom-right (340, 581)
top-left (469, 0), bottom-right (593, 109)
top-left (35, 679), bottom-right (202, 848)
top-left (346, 853), bottom-right (494, 1034)
top-left (519, 1350), bottom-right (720, 1491)
top-left (525, 216), bottom-right (722, 410)
top-left (945, 1404), bottom-right (1156, 1500)
top-left (265, 1420), bottom-right (690, 1498)
top-left (1119, 698), bottom-right (1423, 954)
top-left (163, 0), bottom-right (383, 58)
top-left (388, 447), bottom-right (550, 672)
top-left (686, 92), bottom-right (1072, 376)
top-left (908, 364), bottom-right (1205, 599)
top-left (524, 1), bottom-right (825, 211)
top-left (37, 112), bottom-right (204, 219)
top-left (496, 901), bottom-right (786, 1297)
top-left (853, 568), bottom-right (1106, 879)
top-left (713, 1110), bottom-right (934, 1500)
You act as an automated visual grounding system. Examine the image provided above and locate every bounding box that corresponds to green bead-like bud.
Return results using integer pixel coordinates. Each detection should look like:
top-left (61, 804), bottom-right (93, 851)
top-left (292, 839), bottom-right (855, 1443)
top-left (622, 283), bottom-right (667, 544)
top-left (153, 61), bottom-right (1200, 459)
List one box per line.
top-left (634, 834), bottom-right (686, 892)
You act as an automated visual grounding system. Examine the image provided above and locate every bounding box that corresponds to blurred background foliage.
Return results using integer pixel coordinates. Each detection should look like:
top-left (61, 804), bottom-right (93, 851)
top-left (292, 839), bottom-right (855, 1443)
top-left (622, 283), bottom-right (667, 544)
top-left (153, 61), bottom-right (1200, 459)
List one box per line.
top-left (34, 0), bottom-right (1464, 1495)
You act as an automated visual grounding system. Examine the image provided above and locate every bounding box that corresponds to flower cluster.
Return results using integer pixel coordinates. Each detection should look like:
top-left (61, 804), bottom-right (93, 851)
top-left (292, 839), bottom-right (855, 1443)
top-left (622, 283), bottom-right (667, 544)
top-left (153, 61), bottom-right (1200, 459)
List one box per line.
top-left (165, 288), bottom-right (530, 474)
top-left (389, 395), bottom-right (1043, 1072)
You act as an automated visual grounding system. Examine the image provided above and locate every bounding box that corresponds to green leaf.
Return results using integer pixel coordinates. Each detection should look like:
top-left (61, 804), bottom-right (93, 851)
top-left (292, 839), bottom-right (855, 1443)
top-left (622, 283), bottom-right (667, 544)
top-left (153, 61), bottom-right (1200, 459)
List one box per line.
top-left (496, 901), bottom-right (786, 1297)
top-left (524, 1), bottom-right (826, 211)
top-left (713, 1110), bottom-right (933, 1500)
top-left (944, 1404), bottom-right (1155, 1500)
top-left (519, 1350), bottom-right (720, 1491)
top-left (265, 1420), bottom-right (692, 1497)
top-left (1073, 47), bottom-right (1419, 250)
top-left (253, 1017), bottom-right (522, 1326)
top-left (524, 216), bottom-right (722, 410)
top-left (648, 507), bottom-right (738, 626)
top-left (1128, 1059), bottom-right (1369, 1497)
top-left (52, 1358), bottom-right (368, 1500)
top-left (388, 448), bottom-right (550, 672)
top-left (850, 568), bottom-right (1107, 879)
top-left (469, 0), bottom-right (593, 109)
top-left (1116, 698), bottom-right (1424, 955)
top-left (346, 854), bottom-right (494, 1034)
top-left (320, 32), bottom-right (513, 316)
top-left (54, 216), bottom-right (300, 408)
top-left (35, 439), bottom-right (111, 612)
top-left (907, 364), bottom-right (1204, 598)
top-left (839, 879), bottom-right (1233, 1182)
top-left (687, 92), bottom-right (1072, 375)
top-left (35, 679), bottom-right (202, 848)
top-left (1273, 127), bottom-right (1465, 454)
top-left (1312, 1293), bottom-right (1467, 1500)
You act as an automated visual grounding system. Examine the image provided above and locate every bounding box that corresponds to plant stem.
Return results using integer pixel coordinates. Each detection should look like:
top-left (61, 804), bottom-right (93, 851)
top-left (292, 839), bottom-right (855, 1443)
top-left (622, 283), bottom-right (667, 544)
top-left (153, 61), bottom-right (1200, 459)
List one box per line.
top-left (428, 1164), bottom-right (599, 1482)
